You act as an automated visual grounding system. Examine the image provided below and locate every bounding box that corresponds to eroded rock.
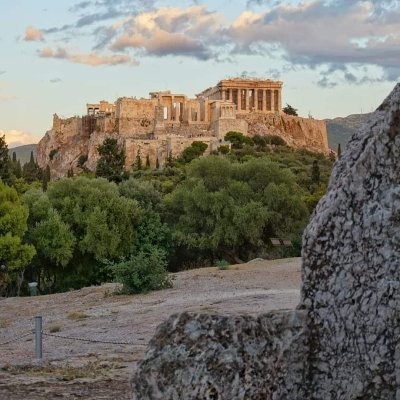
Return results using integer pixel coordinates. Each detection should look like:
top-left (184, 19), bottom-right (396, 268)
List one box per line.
top-left (132, 311), bottom-right (308, 400)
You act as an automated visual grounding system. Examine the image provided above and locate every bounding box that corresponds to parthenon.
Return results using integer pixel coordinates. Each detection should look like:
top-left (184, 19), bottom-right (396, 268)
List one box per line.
top-left (198, 78), bottom-right (283, 113)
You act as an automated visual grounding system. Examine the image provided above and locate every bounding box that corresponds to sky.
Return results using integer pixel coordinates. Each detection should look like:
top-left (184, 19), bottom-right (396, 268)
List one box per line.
top-left (0, 0), bottom-right (399, 147)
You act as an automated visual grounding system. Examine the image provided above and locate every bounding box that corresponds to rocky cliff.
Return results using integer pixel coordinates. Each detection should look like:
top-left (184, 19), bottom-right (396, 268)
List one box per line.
top-left (37, 112), bottom-right (329, 178)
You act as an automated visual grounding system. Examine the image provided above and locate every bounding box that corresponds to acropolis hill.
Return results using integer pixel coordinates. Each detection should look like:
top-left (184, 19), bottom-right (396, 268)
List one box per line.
top-left (37, 78), bottom-right (330, 177)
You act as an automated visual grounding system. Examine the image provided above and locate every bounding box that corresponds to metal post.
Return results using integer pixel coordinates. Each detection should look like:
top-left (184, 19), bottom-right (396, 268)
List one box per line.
top-left (35, 316), bottom-right (42, 359)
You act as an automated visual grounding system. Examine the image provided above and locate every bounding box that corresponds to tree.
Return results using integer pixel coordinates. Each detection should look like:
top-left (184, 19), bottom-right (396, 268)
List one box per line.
top-left (23, 177), bottom-right (142, 292)
top-left (283, 104), bottom-right (298, 116)
top-left (95, 138), bottom-right (126, 182)
top-left (42, 165), bottom-right (51, 191)
top-left (10, 152), bottom-right (22, 179)
top-left (0, 182), bottom-right (36, 295)
top-left (22, 152), bottom-right (40, 183)
top-left (134, 150), bottom-right (143, 171)
top-left (224, 131), bottom-right (253, 149)
top-left (337, 143), bottom-right (342, 158)
top-left (0, 135), bottom-right (11, 185)
top-left (165, 156), bottom-right (308, 265)
top-left (156, 157), bottom-right (160, 169)
top-left (145, 154), bottom-right (151, 169)
top-left (311, 160), bottom-right (320, 185)
top-left (179, 141), bottom-right (208, 163)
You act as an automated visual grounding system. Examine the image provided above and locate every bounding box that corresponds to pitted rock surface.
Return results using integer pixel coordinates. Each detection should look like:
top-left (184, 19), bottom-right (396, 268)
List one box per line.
top-left (132, 84), bottom-right (400, 400)
top-left (132, 311), bottom-right (308, 400)
top-left (301, 84), bottom-right (400, 399)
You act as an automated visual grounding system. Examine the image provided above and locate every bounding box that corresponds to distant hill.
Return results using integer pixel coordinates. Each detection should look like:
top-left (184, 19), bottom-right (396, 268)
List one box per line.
top-left (325, 113), bottom-right (372, 151)
top-left (8, 144), bottom-right (37, 164)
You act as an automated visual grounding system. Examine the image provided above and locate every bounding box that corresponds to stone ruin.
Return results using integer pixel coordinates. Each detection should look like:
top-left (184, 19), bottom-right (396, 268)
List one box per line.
top-left (132, 83), bottom-right (400, 399)
top-left (36, 78), bottom-right (329, 178)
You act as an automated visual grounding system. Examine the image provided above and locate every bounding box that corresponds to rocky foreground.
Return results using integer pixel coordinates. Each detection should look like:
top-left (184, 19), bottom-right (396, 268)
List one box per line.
top-left (0, 258), bottom-right (300, 400)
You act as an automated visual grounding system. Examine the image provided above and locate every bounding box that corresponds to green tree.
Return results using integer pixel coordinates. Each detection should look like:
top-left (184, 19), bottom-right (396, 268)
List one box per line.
top-left (337, 143), bottom-right (342, 158)
top-left (311, 160), bottom-right (320, 186)
top-left (179, 141), bottom-right (208, 164)
top-left (0, 135), bottom-right (11, 185)
top-left (10, 152), bottom-right (22, 179)
top-left (134, 150), bottom-right (143, 171)
top-left (23, 177), bottom-right (142, 292)
top-left (96, 138), bottom-right (126, 182)
top-left (22, 152), bottom-right (40, 183)
top-left (145, 154), bottom-right (151, 169)
top-left (0, 182), bottom-right (36, 295)
top-left (283, 104), bottom-right (298, 116)
top-left (165, 157), bottom-right (308, 265)
top-left (42, 165), bottom-right (51, 191)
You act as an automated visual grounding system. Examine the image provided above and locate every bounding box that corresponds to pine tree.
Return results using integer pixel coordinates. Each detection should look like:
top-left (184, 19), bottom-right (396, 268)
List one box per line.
top-left (337, 143), bottom-right (342, 158)
top-left (42, 165), bottom-right (51, 191)
top-left (22, 151), bottom-right (40, 183)
top-left (0, 134), bottom-right (11, 184)
top-left (135, 150), bottom-right (142, 171)
top-left (311, 160), bottom-right (320, 185)
top-left (156, 157), bottom-right (160, 169)
top-left (145, 154), bottom-right (151, 169)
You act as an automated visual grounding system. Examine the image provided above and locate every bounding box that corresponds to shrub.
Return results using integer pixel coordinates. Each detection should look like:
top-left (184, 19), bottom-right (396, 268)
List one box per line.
top-left (77, 154), bottom-right (88, 169)
top-left (49, 149), bottom-right (59, 161)
top-left (265, 135), bottom-right (286, 146)
top-left (215, 259), bottom-right (230, 270)
top-left (112, 248), bottom-right (171, 294)
top-left (218, 145), bottom-right (230, 155)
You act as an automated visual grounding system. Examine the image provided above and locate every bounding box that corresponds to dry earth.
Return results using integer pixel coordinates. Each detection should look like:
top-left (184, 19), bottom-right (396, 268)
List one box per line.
top-left (0, 257), bottom-right (301, 399)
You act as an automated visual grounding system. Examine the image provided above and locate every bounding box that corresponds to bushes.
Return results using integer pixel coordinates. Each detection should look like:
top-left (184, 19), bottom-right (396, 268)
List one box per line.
top-left (112, 248), bottom-right (171, 294)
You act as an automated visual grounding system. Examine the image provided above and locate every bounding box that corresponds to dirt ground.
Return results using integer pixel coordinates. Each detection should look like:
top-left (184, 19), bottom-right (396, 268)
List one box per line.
top-left (0, 257), bottom-right (301, 399)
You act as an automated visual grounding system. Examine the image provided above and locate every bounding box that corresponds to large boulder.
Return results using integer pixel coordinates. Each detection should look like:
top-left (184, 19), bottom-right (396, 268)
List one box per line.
top-left (301, 83), bottom-right (400, 399)
top-left (132, 84), bottom-right (400, 400)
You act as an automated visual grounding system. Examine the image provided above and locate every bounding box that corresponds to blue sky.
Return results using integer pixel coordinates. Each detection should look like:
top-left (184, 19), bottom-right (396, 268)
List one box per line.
top-left (1, 0), bottom-right (398, 147)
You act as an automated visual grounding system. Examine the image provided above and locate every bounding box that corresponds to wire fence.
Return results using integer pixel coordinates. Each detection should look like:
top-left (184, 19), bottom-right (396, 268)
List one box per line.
top-left (0, 316), bottom-right (148, 360)
top-left (0, 330), bottom-right (33, 346)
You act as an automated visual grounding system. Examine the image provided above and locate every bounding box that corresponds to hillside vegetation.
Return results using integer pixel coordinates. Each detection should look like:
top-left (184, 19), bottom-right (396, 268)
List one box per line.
top-left (0, 133), bottom-right (334, 297)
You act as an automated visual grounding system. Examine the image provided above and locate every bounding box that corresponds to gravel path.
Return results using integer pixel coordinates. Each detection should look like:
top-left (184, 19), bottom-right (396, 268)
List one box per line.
top-left (0, 257), bottom-right (301, 399)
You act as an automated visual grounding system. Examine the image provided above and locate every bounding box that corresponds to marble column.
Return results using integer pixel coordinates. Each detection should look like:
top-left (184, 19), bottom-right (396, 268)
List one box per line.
top-left (245, 89), bottom-right (250, 111)
top-left (237, 88), bottom-right (242, 111)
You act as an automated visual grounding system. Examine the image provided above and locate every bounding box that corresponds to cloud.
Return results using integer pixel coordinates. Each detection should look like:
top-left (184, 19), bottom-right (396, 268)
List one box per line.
top-left (0, 130), bottom-right (39, 148)
top-left (227, 1), bottom-right (400, 82)
top-left (24, 26), bottom-right (44, 41)
top-left (109, 6), bottom-right (225, 60)
top-left (50, 78), bottom-right (62, 83)
top-left (0, 71), bottom-right (5, 75)
top-left (38, 46), bottom-right (138, 66)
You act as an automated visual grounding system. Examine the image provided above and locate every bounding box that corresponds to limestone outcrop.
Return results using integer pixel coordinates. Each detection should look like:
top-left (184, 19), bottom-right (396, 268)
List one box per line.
top-left (132, 84), bottom-right (400, 400)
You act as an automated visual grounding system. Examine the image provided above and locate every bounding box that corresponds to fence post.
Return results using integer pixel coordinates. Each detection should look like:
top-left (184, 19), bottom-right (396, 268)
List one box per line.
top-left (35, 316), bottom-right (42, 359)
